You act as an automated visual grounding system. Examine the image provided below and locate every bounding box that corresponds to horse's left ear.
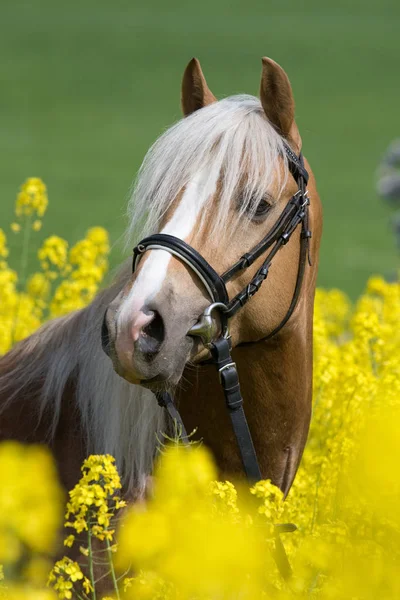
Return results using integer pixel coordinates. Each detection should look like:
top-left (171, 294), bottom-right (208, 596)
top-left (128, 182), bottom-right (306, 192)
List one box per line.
top-left (181, 58), bottom-right (217, 116)
top-left (260, 57), bottom-right (301, 152)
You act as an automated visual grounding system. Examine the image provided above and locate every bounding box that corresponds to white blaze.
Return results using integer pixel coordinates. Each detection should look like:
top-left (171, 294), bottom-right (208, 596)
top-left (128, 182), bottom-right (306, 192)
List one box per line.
top-left (118, 169), bottom-right (217, 327)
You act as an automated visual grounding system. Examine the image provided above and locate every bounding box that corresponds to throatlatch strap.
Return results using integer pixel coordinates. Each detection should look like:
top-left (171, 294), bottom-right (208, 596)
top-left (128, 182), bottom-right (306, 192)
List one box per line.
top-left (156, 392), bottom-right (189, 445)
top-left (210, 337), bottom-right (262, 482)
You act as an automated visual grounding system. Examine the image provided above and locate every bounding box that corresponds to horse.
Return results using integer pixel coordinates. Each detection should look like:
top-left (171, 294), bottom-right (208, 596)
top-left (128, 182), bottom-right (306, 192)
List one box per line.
top-left (0, 57), bottom-right (322, 500)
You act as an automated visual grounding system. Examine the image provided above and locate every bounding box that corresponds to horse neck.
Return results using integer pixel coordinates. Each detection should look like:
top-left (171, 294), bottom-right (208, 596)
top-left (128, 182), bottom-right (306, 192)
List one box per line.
top-left (177, 306), bottom-right (313, 494)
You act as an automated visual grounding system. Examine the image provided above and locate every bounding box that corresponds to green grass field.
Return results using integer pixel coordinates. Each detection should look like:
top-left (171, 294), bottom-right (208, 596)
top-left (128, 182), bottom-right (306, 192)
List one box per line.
top-left (1, 0), bottom-right (399, 298)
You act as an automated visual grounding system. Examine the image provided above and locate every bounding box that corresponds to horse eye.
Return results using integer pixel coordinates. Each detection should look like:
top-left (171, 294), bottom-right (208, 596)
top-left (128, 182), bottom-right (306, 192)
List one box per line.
top-left (246, 196), bottom-right (272, 220)
top-left (254, 199), bottom-right (270, 216)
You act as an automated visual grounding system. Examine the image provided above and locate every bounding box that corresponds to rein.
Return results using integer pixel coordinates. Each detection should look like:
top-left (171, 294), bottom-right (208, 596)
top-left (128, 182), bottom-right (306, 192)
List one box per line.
top-left (132, 143), bottom-right (311, 482)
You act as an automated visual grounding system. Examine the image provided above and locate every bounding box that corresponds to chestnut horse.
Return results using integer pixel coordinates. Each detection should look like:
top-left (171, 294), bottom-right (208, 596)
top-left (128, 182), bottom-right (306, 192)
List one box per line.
top-left (0, 58), bottom-right (322, 498)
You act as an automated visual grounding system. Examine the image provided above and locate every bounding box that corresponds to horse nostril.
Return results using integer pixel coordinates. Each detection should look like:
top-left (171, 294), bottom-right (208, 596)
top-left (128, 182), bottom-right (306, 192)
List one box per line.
top-left (138, 310), bottom-right (165, 357)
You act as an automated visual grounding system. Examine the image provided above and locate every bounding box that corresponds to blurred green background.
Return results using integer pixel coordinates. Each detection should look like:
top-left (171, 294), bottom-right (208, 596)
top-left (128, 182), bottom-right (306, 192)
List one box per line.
top-left (1, 0), bottom-right (399, 298)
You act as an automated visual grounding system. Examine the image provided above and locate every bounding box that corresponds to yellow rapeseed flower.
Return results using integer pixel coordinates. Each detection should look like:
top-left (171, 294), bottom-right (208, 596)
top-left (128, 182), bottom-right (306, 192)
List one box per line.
top-left (15, 178), bottom-right (48, 218)
top-left (64, 455), bottom-right (124, 543)
top-left (37, 236), bottom-right (68, 271)
top-left (27, 272), bottom-right (51, 301)
top-left (118, 446), bottom-right (270, 599)
top-left (0, 443), bottom-right (63, 570)
top-left (48, 557), bottom-right (93, 600)
top-left (2, 178), bottom-right (400, 600)
top-left (0, 230), bottom-right (9, 258)
top-left (86, 226), bottom-right (110, 255)
top-left (63, 535), bottom-right (75, 548)
top-left (1, 180), bottom-right (110, 356)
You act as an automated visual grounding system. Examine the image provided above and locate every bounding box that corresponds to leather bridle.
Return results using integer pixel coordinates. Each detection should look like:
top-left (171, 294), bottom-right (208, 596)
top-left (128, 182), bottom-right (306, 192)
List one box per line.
top-left (132, 142), bottom-right (311, 484)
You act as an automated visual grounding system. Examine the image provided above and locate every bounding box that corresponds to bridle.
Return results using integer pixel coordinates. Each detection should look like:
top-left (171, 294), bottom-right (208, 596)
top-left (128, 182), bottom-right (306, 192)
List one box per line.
top-left (132, 142), bottom-right (311, 484)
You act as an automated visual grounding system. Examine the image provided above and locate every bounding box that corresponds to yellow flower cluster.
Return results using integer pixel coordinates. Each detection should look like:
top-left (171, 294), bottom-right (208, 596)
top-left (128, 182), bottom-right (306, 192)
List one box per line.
top-left (64, 455), bottom-right (126, 543)
top-left (2, 178), bottom-right (400, 599)
top-left (15, 178), bottom-right (48, 219)
top-left (0, 587), bottom-right (56, 600)
top-left (38, 236), bottom-right (69, 272)
top-left (48, 558), bottom-right (92, 600)
top-left (117, 446), bottom-right (273, 600)
top-left (0, 444), bottom-right (62, 600)
top-left (0, 443), bottom-right (62, 566)
top-left (115, 276), bottom-right (400, 599)
top-left (0, 180), bottom-right (110, 355)
top-left (47, 456), bottom-right (126, 600)
top-left (279, 278), bottom-right (400, 598)
top-left (49, 227), bottom-right (110, 318)
top-left (210, 480), bottom-right (239, 517)
top-left (0, 257), bottom-right (42, 354)
top-left (0, 229), bottom-right (8, 268)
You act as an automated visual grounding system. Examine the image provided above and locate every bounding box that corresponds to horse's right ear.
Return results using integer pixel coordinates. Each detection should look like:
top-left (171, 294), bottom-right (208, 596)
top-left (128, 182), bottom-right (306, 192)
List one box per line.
top-left (259, 57), bottom-right (301, 152)
top-left (181, 58), bottom-right (217, 116)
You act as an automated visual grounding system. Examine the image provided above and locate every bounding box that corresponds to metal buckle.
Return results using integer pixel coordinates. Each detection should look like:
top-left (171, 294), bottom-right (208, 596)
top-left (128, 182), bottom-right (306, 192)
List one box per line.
top-left (218, 361), bottom-right (236, 383)
top-left (301, 191), bottom-right (310, 208)
top-left (187, 302), bottom-right (229, 347)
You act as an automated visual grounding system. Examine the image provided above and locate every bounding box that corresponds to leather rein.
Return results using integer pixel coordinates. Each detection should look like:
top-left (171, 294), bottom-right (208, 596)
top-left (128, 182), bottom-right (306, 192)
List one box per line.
top-left (132, 143), bottom-right (311, 484)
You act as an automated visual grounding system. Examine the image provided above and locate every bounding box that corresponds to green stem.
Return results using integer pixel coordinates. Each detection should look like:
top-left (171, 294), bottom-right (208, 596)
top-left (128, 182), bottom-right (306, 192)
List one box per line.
top-left (88, 530), bottom-right (97, 600)
top-left (106, 537), bottom-right (121, 599)
top-left (10, 214), bottom-right (32, 345)
top-left (19, 213), bottom-right (32, 288)
top-left (75, 591), bottom-right (89, 600)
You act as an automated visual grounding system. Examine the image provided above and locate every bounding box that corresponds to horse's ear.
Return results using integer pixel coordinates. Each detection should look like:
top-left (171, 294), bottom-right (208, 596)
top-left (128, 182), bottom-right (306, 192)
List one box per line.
top-left (259, 57), bottom-right (301, 152)
top-left (181, 58), bottom-right (217, 116)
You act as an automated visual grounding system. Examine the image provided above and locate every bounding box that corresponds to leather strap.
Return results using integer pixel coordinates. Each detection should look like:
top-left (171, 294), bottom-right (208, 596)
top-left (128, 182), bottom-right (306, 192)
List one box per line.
top-left (133, 233), bottom-right (229, 305)
top-left (254, 153), bottom-right (311, 341)
top-left (221, 192), bottom-right (304, 282)
top-left (284, 145), bottom-right (309, 184)
top-left (260, 209), bottom-right (310, 342)
top-left (210, 338), bottom-right (262, 482)
top-left (156, 392), bottom-right (189, 445)
top-left (157, 339), bottom-right (263, 483)
top-left (222, 194), bottom-right (309, 319)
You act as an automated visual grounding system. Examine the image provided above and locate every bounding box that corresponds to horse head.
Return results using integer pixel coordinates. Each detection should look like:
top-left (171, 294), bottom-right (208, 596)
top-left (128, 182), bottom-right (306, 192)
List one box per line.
top-left (102, 58), bottom-right (321, 403)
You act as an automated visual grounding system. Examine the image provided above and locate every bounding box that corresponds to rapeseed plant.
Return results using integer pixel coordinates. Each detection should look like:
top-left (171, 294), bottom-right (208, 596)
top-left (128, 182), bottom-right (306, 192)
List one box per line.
top-left (0, 179), bottom-right (110, 355)
top-left (0, 443), bottom-right (61, 600)
top-left (1, 179), bottom-right (400, 599)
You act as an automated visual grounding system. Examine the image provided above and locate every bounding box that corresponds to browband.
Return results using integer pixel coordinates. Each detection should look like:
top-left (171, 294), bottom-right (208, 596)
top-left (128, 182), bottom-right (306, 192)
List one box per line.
top-left (283, 143), bottom-right (309, 184)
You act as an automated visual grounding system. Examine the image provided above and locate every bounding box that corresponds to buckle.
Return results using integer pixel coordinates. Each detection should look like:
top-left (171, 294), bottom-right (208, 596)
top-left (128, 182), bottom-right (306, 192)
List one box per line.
top-left (218, 361), bottom-right (236, 383)
top-left (301, 192), bottom-right (310, 208)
